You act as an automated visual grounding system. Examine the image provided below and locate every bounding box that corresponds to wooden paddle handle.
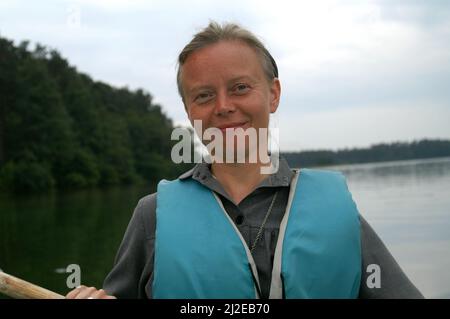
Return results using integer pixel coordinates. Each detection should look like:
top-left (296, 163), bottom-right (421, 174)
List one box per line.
top-left (0, 271), bottom-right (65, 299)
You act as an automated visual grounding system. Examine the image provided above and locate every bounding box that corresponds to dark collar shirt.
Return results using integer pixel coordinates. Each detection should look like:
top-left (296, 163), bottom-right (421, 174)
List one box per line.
top-left (103, 157), bottom-right (424, 299)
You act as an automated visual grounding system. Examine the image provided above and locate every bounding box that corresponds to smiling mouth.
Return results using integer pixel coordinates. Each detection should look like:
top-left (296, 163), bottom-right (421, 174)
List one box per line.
top-left (216, 121), bottom-right (249, 132)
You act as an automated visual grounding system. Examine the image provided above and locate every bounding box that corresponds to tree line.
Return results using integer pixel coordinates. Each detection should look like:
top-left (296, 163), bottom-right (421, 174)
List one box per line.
top-left (282, 139), bottom-right (450, 168)
top-left (0, 36), bottom-right (192, 193)
top-left (1, 36), bottom-right (449, 192)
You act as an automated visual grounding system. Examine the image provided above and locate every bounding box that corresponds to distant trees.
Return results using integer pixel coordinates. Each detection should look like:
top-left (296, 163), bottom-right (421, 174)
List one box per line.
top-left (283, 139), bottom-right (450, 168)
top-left (2, 36), bottom-right (449, 192)
top-left (0, 37), bottom-right (192, 193)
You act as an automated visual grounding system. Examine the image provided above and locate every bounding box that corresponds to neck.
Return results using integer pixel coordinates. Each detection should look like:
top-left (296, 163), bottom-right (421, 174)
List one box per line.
top-left (211, 160), bottom-right (269, 205)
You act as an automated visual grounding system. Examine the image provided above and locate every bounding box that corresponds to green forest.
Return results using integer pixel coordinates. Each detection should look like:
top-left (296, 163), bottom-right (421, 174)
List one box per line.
top-left (1, 36), bottom-right (449, 193)
top-left (283, 139), bottom-right (450, 168)
top-left (0, 36), bottom-right (193, 193)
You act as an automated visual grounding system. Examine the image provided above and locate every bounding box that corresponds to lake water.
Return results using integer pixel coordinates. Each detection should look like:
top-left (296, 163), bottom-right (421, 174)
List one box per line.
top-left (1, 157), bottom-right (449, 298)
top-left (324, 157), bottom-right (450, 298)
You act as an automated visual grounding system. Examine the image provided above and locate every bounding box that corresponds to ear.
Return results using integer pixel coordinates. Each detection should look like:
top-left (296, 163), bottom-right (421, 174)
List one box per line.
top-left (269, 78), bottom-right (281, 113)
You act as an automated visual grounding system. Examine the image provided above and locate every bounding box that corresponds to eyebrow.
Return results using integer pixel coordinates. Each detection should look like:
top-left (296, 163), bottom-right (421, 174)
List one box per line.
top-left (187, 75), bottom-right (256, 96)
top-left (187, 85), bottom-right (215, 97)
top-left (228, 75), bottom-right (256, 85)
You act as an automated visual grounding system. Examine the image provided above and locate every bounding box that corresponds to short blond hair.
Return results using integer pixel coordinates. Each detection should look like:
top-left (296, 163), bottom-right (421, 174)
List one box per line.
top-left (177, 21), bottom-right (279, 102)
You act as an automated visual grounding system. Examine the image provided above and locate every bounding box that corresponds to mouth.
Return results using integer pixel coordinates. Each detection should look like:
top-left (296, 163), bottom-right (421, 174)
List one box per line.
top-left (216, 121), bottom-right (249, 133)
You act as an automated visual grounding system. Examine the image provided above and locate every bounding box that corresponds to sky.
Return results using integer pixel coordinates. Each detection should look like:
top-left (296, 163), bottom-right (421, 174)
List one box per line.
top-left (1, 0), bottom-right (450, 151)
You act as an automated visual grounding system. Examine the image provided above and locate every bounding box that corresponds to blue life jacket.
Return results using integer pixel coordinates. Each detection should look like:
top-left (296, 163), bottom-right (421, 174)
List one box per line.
top-left (153, 168), bottom-right (361, 298)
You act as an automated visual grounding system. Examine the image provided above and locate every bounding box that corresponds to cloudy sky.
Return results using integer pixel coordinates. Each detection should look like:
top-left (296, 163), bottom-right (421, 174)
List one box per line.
top-left (1, 0), bottom-right (449, 151)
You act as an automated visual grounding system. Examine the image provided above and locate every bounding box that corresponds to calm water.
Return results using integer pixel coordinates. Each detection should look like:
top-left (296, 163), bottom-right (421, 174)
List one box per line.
top-left (0, 185), bottom-right (153, 298)
top-left (324, 157), bottom-right (450, 298)
top-left (1, 157), bottom-right (449, 298)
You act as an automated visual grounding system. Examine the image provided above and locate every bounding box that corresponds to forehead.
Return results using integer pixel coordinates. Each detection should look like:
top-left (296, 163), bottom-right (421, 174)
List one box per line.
top-left (180, 40), bottom-right (265, 87)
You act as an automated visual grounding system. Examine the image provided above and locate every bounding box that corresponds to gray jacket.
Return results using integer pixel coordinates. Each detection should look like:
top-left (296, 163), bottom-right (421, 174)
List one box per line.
top-left (103, 158), bottom-right (424, 299)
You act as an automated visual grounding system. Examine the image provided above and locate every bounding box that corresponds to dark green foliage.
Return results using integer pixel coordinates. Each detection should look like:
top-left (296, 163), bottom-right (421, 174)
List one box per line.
top-left (0, 36), bottom-right (193, 193)
top-left (283, 139), bottom-right (450, 168)
top-left (0, 159), bottom-right (55, 192)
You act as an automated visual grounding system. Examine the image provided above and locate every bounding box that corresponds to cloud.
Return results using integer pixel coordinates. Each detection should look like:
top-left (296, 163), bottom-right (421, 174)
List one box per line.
top-left (277, 102), bottom-right (450, 151)
top-left (1, 0), bottom-right (449, 150)
top-left (254, 0), bottom-right (450, 114)
top-left (375, 0), bottom-right (450, 28)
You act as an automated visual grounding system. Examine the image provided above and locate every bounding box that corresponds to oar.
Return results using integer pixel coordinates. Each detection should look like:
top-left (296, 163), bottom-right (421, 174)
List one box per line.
top-left (0, 270), bottom-right (64, 299)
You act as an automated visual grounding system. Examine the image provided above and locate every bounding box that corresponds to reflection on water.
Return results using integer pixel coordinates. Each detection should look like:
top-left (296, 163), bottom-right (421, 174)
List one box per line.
top-left (1, 157), bottom-right (449, 298)
top-left (324, 157), bottom-right (450, 298)
top-left (0, 185), bottom-right (153, 298)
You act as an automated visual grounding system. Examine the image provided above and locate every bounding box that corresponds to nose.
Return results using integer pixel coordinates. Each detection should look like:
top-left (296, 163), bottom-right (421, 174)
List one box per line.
top-left (214, 90), bottom-right (235, 116)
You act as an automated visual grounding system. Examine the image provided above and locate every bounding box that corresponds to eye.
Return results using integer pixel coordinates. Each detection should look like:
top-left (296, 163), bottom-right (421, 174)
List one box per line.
top-left (232, 83), bottom-right (250, 95)
top-left (194, 92), bottom-right (214, 104)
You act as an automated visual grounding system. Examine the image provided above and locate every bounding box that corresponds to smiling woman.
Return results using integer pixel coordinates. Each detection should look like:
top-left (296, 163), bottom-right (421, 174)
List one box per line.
top-left (180, 39), bottom-right (280, 172)
top-left (65, 20), bottom-right (424, 300)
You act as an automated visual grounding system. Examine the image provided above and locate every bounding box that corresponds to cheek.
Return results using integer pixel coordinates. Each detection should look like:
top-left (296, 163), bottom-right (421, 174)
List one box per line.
top-left (245, 96), bottom-right (271, 124)
top-left (187, 108), bottom-right (212, 135)
top-left (187, 106), bottom-right (202, 121)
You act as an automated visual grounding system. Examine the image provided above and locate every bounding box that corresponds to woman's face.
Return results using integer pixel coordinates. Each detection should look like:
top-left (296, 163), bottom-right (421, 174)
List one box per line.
top-left (180, 40), bottom-right (281, 161)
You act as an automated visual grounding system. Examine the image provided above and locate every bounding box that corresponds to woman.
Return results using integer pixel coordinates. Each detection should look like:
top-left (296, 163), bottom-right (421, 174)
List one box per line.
top-left (66, 21), bottom-right (423, 299)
